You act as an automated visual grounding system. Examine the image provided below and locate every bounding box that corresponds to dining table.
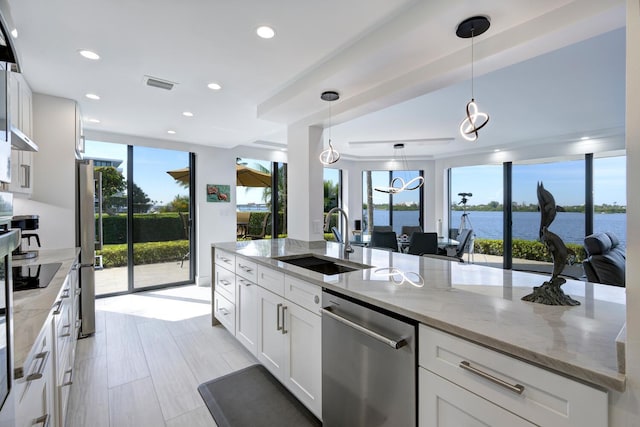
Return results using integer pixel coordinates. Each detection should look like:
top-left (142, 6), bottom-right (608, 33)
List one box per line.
top-left (350, 233), bottom-right (459, 253)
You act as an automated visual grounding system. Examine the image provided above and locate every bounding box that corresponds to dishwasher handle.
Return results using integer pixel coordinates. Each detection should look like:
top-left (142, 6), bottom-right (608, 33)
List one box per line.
top-left (322, 307), bottom-right (407, 350)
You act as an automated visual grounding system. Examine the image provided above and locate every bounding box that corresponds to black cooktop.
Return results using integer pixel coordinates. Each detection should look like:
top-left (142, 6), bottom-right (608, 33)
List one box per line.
top-left (12, 263), bottom-right (62, 292)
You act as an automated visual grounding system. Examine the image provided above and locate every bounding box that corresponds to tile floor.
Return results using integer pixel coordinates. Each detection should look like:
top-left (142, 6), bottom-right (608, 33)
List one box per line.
top-left (66, 284), bottom-right (257, 427)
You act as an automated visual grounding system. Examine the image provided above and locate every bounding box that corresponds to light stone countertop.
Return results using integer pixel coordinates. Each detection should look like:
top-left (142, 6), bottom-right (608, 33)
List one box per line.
top-left (213, 238), bottom-right (627, 392)
top-left (12, 248), bottom-right (80, 379)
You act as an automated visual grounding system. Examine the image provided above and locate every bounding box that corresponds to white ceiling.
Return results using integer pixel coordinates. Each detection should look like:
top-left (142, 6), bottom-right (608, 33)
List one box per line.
top-left (6, 0), bottom-right (626, 158)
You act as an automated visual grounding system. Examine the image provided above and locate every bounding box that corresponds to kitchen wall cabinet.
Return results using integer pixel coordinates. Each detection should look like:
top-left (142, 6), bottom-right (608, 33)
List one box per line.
top-left (8, 149), bottom-right (33, 196)
top-left (9, 72), bottom-right (32, 139)
top-left (418, 325), bottom-right (608, 427)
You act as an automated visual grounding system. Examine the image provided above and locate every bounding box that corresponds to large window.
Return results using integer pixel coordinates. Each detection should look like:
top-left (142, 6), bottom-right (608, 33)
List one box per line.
top-left (512, 159), bottom-right (585, 276)
top-left (362, 170), bottom-right (423, 235)
top-left (236, 158), bottom-right (287, 240)
top-left (323, 168), bottom-right (341, 240)
top-left (447, 155), bottom-right (626, 277)
top-left (449, 165), bottom-right (503, 264)
top-left (593, 156), bottom-right (627, 248)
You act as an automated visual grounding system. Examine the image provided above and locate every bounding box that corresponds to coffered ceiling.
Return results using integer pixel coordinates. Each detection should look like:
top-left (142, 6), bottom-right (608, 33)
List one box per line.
top-left (7, 0), bottom-right (626, 158)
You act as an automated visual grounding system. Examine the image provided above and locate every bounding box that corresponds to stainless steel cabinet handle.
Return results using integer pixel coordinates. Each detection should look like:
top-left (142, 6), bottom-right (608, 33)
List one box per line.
top-left (459, 361), bottom-right (525, 395)
top-left (219, 256), bottom-right (231, 263)
top-left (31, 414), bottom-right (49, 427)
top-left (21, 164), bottom-right (30, 189)
top-left (276, 303), bottom-right (283, 331)
top-left (218, 307), bottom-right (230, 316)
top-left (219, 279), bottom-right (231, 286)
top-left (59, 324), bottom-right (72, 338)
top-left (52, 300), bottom-right (63, 315)
top-left (322, 307), bottom-right (407, 350)
top-left (27, 351), bottom-right (50, 381)
top-left (62, 368), bottom-right (74, 386)
top-left (75, 319), bottom-right (82, 329)
top-left (238, 263), bottom-right (253, 273)
top-left (239, 278), bottom-right (251, 286)
top-left (61, 288), bottom-right (70, 299)
top-left (282, 305), bottom-right (288, 335)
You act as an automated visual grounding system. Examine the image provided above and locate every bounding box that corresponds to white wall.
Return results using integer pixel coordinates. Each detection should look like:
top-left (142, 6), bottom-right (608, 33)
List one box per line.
top-left (14, 94), bottom-right (77, 250)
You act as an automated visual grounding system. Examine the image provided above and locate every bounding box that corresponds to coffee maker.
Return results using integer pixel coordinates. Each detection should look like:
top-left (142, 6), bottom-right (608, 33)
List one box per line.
top-left (11, 215), bottom-right (40, 259)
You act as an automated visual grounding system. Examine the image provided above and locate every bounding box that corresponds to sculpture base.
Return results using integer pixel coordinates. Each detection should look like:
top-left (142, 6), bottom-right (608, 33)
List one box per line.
top-left (521, 277), bottom-right (581, 306)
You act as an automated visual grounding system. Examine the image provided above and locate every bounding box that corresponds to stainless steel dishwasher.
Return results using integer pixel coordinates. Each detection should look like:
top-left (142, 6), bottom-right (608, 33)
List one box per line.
top-left (322, 289), bottom-right (417, 427)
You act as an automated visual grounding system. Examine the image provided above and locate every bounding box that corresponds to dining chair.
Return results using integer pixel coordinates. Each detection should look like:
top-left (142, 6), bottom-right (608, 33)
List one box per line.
top-left (401, 225), bottom-right (423, 238)
top-left (246, 212), bottom-right (272, 240)
top-left (372, 225), bottom-right (393, 232)
top-left (423, 229), bottom-right (473, 262)
top-left (369, 230), bottom-right (399, 252)
top-left (407, 232), bottom-right (438, 255)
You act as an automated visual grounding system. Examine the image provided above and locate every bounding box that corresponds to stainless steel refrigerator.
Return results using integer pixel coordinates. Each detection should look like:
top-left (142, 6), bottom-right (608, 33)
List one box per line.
top-left (76, 160), bottom-right (97, 336)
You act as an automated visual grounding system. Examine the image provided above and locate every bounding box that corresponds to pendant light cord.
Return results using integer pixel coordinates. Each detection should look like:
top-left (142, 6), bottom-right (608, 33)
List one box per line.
top-left (471, 28), bottom-right (475, 99)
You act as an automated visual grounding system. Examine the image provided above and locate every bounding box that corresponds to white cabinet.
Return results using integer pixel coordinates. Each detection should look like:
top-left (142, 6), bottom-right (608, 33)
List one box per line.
top-left (256, 286), bottom-right (285, 376)
top-left (419, 368), bottom-right (535, 427)
top-left (418, 325), bottom-right (608, 427)
top-left (235, 275), bottom-right (258, 354)
top-left (9, 72), bottom-right (32, 139)
top-left (211, 250), bottom-right (323, 419)
top-left (8, 72), bottom-right (35, 196)
top-left (14, 318), bottom-right (55, 427)
top-left (8, 149), bottom-right (33, 195)
top-left (256, 282), bottom-right (322, 418)
top-left (282, 300), bottom-right (321, 417)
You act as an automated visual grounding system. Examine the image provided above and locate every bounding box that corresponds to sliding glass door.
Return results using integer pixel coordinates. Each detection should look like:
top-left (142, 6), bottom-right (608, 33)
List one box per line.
top-left (85, 140), bottom-right (195, 296)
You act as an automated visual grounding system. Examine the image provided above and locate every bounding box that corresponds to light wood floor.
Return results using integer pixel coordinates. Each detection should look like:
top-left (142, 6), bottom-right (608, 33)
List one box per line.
top-left (66, 284), bottom-right (257, 427)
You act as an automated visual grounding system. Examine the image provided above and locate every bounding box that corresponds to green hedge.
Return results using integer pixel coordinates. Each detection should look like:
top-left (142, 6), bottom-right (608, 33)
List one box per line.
top-left (101, 213), bottom-right (186, 244)
top-left (474, 238), bottom-right (587, 263)
top-left (97, 240), bottom-right (189, 268)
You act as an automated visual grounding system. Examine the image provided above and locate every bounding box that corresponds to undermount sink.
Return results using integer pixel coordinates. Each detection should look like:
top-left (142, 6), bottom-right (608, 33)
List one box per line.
top-left (274, 254), bottom-right (372, 275)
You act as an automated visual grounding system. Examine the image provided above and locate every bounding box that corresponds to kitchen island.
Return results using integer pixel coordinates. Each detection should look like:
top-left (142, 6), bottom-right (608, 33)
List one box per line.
top-left (212, 238), bottom-right (626, 394)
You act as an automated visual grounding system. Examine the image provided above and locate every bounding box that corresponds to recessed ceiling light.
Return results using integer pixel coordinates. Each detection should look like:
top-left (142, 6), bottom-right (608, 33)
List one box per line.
top-left (10, 29), bottom-right (18, 38)
top-left (207, 82), bottom-right (222, 90)
top-left (182, 111), bottom-right (194, 117)
top-left (79, 49), bottom-right (100, 60)
top-left (581, 136), bottom-right (590, 140)
top-left (87, 118), bottom-right (101, 123)
top-left (256, 26), bottom-right (275, 39)
top-left (85, 93), bottom-right (100, 100)
top-left (493, 149), bottom-right (501, 152)
top-left (167, 130), bottom-right (176, 135)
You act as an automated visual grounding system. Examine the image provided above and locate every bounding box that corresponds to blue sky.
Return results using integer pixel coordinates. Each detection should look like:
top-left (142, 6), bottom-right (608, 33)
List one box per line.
top-left (451, 156), bottom-right (626, 206)
top-left (85, 140), bottom-right (189, 205)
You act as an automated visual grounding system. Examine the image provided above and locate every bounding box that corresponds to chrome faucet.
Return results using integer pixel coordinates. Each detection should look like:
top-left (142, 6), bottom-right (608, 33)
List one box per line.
top-left (324, 207), bottom-right (354, 259)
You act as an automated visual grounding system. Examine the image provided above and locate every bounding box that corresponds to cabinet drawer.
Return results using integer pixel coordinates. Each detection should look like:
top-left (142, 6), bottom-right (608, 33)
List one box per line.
top-left (236, 257), bottom-right (258, 282)
top-left (258, 265), bottom-right (284, 296)
top-left (215, 266), bottom-right (236, 301)
top-left (284, 275), bottom-right (321, 314)
top-left (214, 291), bottom-right (236, 335)
top-left (16, 321), bottom-right (53, 402)
top-left (419, 325), bottom-right (607, 427)
top-left (214, 249), bottom-right (236, 272)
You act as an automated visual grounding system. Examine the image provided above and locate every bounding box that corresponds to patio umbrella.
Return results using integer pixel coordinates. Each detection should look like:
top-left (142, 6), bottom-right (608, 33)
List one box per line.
top-left (166, 167), bottom-right (190, 184)
top-left (237, 164), bottom-right (271, 187)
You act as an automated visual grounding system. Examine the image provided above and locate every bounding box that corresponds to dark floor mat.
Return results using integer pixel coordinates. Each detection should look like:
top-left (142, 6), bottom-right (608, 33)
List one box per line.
top-left (198, 364), bottom-right (322, 427)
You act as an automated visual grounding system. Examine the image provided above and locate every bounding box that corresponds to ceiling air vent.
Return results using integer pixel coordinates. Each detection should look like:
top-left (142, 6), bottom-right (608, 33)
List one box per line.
top-left (143, 75), bottom-right (177, 91)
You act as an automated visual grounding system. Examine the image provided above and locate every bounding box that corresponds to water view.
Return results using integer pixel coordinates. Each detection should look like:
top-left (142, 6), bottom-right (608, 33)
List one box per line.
top-left (365, 210), bottom-right (627, 248)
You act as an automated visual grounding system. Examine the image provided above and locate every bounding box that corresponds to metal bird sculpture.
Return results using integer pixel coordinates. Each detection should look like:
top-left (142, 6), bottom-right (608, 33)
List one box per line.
top-left (522, 182), bottom-right (580, 306)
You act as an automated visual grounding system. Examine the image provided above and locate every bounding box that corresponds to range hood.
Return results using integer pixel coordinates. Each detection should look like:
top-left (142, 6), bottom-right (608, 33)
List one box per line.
top-left (11, 126), bottom-right (38, 151)
top-left (0, 0), bottom-right (21, 71)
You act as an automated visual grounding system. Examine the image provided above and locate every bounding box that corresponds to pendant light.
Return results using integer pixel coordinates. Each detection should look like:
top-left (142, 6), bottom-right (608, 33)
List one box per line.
top-left (319, 90), bottom-right (340, 165)
top-left (374, 143), bottom-right (424, 194)
top-left (457, 16), bottom-right (490, 142)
